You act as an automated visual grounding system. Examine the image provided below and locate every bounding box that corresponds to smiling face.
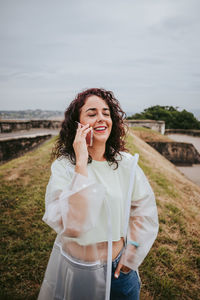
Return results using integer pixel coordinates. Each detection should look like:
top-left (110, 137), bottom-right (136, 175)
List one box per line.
top-left (79, 95), bottom-right (113, 145)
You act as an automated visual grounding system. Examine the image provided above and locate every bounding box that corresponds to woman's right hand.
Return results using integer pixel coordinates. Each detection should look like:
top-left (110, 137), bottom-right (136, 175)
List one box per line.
top-left (73, 123), bottom-right (92, 174)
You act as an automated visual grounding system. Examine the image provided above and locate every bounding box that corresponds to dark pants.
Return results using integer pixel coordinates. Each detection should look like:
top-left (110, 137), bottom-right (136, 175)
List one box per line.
top-left (110, 251), bottom-right (141, 300)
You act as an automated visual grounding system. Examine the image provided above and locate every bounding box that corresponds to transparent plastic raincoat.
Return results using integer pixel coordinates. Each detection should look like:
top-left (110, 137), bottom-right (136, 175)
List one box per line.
top-left (38, 152), bottom-right (159, 300)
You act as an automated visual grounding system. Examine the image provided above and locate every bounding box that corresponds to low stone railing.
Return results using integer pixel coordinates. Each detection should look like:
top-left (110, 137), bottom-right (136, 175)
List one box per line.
top-left (0, 120), bottom-right (61, 133)
top-left (165, 129), bottom-right (200, 136)
top-left (0, 134), bottom-right (52, 163)
top-left (147, 141), bottom-right (200, 165)
top-left (125, 119), bottom-right (165, 134)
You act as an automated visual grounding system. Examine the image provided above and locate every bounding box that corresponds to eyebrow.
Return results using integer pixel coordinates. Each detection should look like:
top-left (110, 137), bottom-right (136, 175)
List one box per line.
top-left (86, 107), bottom-right (110, 112)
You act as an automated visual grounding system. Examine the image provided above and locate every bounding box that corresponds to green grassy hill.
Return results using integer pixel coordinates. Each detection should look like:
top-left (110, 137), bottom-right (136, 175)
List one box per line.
top-left (0, 130), bottom-right (200, 299)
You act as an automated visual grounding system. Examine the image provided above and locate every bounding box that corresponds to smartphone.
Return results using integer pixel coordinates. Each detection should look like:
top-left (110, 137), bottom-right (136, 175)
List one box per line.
top-left (76, 122), bottom-right (93, 146)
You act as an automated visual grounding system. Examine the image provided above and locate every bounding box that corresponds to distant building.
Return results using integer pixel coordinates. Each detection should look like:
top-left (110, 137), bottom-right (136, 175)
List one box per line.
top-left (125, 119), bottom-right (165, 134)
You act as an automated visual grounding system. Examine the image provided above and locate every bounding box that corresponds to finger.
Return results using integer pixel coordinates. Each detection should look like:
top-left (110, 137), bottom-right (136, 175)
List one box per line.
top-left (76, 122), bottom-right (82, 130)
top-left (79, 126), bottom-right (91, 137)
top-left (76, 123), bottom-right (89, 134)
top-left (82, 127), bottom-right (93, 135)
top-left (78, 124), bottom-right (89, 133)
top-left (79, 123), bottom-right (89, 129)
top-left (114, 262), bottom-right (123, 279)
top-left (75, 121), bottom-right (81, 126)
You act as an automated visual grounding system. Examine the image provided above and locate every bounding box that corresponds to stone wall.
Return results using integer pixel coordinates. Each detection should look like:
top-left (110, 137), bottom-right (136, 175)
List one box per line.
top-left (148, 141), bottom-right (200, 165)
top-left (126, 119), bottom-right (165, 134)
top-left (0, 134), bottom-right (52, 163)
top-left (165, 129), bottom-right (200, 136)
top-left (0, 120), bottom-right (61, 133)
top-left (1, 119), bottom-right (167, 135)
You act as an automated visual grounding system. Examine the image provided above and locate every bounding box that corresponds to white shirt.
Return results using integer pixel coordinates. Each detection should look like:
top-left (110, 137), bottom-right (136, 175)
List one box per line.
top-left (43, 151), bottom-right (159, 270)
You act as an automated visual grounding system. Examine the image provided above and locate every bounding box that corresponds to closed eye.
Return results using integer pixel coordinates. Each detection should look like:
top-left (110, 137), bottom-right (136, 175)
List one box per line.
top-left (88, 113), bottom-right (110, 117)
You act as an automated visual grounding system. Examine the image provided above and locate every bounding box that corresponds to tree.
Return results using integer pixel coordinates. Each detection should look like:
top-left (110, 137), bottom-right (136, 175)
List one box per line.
top-left (127, 106), bottom-right (200, 129)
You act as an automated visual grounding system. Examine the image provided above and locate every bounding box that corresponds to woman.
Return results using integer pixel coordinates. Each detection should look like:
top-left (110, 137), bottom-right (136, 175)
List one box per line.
top-left (38, 88), bottom-right (159, 300)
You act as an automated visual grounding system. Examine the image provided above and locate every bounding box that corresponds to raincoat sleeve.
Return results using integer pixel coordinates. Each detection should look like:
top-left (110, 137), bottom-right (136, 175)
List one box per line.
top-left (121, 165), bottom-right (159, 270)
top-left (42, 159), bottom-right (105, 237)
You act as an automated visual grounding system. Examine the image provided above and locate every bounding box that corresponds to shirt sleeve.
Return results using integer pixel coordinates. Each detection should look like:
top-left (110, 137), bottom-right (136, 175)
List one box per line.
top-left (121, 164), bottom-right (159, 270)
top-left (42, 159), bottom-right (106, 237)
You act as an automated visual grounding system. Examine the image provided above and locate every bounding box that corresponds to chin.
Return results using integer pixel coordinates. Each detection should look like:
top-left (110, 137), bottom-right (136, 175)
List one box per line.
top-left (94, 135), bottom-right (109, 143)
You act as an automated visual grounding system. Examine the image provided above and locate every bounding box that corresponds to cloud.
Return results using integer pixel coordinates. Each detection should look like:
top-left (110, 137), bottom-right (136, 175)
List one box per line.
top-left (0, 0), bottom-right (200, 112)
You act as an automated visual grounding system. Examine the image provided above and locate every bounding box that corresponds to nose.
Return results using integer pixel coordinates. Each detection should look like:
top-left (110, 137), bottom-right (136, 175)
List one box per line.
top-left (96, 112), bottom-right (105, 123)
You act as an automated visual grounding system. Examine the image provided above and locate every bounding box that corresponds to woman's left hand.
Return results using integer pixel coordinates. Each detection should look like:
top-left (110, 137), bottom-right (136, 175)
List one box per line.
top-left (114, 262), bottom-right (132, 278)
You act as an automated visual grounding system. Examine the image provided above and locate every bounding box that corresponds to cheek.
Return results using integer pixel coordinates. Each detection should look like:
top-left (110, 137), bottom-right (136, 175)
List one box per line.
top-left (79, 116), bottom-right (93, 126)
top-left (88, 119), bottom-right (96, 127)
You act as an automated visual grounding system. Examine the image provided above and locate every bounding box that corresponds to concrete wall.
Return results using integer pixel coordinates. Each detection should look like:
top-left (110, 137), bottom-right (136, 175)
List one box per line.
top-left (126, 119), bottom-right (165, 134)
top-left (148, 141), bottom-right (200, 165)
top-left (0, 120), bottom-right (61, 133)
top-left (0, 134), bottom-right (52, 163)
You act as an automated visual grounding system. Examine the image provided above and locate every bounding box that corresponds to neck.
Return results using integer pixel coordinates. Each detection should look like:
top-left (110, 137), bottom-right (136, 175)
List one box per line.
top-left (88, 142), bottom-right (106, 161)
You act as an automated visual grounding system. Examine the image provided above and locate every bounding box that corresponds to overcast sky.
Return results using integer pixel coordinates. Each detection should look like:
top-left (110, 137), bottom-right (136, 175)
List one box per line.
top-left (0, 0), bottom-right (200, 114)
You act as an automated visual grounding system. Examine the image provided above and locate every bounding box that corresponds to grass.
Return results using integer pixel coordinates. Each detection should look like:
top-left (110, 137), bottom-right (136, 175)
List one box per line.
top-left (0, 131), bottom-right (200, 299)
top-left (129, 127), bottom-right (172, 143)
top-left (0, 137), bottom-right (57, 299)
top-left (126, 131), bottom-right (200, 299)
top-left (126, 134), bottom-right (179, 199)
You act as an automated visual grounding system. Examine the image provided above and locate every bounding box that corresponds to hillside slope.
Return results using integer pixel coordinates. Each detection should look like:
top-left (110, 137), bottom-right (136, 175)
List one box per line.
top-left (0, 133), bottom-right (200, 299)
top-left (127, 131), bottom-right (200, 299)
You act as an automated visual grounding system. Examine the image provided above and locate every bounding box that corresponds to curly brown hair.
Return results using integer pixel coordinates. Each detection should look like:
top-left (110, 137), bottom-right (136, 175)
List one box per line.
top-left (52, 88), bottom-right (128, 168)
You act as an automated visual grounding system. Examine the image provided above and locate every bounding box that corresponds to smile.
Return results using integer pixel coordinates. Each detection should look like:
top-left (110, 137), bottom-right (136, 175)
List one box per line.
top-left (94, 126), bottom-right (107, 132)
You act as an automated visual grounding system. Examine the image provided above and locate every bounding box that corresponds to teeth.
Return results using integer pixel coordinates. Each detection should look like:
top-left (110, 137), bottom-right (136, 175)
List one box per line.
top-left (95, 127), bottom-right (106, 131)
